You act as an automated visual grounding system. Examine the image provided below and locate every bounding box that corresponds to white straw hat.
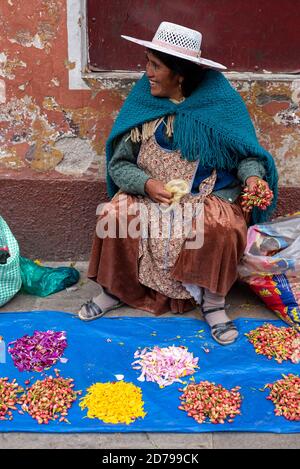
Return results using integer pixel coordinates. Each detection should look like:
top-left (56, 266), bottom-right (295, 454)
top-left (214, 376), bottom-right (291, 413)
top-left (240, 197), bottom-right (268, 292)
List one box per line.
top-left (121, 21), bottom-right (227, 71)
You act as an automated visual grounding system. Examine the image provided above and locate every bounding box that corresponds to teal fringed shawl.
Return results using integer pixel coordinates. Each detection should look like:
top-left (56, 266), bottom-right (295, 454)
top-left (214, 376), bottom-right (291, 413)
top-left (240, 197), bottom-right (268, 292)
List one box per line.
top-left (106, 70), bottom-right (278, 224)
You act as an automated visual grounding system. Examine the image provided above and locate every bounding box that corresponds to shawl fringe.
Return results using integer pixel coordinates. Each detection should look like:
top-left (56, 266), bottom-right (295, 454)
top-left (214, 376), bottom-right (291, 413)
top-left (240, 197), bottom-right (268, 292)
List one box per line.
top-left (129, 115), bottom-right (175, 143)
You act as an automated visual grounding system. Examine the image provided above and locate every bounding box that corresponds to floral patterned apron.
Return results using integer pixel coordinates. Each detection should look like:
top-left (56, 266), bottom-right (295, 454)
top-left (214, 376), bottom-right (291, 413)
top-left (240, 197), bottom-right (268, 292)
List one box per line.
top-left (136, 135), bottom-right (217, 299)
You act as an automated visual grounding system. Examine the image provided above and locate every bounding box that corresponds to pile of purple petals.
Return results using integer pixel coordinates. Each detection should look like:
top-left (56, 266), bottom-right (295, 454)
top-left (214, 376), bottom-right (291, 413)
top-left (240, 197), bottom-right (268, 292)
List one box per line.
top-left (8, 330), bottom-right (67, 372)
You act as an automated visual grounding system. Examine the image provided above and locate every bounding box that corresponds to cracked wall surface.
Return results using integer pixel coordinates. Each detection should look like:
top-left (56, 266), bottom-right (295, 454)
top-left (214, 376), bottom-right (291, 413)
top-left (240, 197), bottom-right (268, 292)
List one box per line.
top-left (0, 0), bottom-right (299, 186)
top-left (0, 0), bottom-right (123, 179)
top-left (232, 79), bottom-right (300, 186)
top-left (0, 0), bottom-right (299, 259)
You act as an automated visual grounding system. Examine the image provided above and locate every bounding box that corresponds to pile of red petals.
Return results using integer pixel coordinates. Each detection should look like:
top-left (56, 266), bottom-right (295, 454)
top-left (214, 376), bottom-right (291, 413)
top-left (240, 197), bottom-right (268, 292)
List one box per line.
top-left (241, 179), bottom-right (273, 211)
top-left (20, 369), bottom-right (81, 424)
top-left (8, 330), bottom-right (67, 372)
top-left (266, 374), bottom-right (300, 421)
top-left (178, 381), bottom-right (242, 424)
top-left (0, 377), bottom-right (23, 421)
top-left (246, 323), bottom-right (300, 364)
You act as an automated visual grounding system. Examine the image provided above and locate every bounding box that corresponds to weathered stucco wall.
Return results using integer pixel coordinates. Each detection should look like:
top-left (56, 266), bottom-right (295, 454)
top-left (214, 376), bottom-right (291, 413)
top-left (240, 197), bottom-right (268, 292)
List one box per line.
top-left (0, 0), bottom-right (124, 179)
top-left (0, 0), bottom-right (299, 259)
top-left (232, 77), bottom-right (300, 186)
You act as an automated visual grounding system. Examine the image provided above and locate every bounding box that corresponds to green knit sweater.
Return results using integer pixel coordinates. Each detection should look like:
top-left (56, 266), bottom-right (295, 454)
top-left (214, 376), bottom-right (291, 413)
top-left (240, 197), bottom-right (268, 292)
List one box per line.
top-left (108, 132), bottom-right (266, 204)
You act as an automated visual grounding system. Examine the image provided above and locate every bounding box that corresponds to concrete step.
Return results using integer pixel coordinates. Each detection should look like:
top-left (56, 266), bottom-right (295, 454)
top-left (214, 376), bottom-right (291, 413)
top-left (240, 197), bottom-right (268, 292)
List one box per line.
top-left (1, 261), bottom-right (275, 320)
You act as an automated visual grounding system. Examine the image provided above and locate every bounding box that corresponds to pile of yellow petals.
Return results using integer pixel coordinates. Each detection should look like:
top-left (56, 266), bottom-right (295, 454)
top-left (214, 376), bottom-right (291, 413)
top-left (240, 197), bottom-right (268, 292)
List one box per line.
top-left (79, 381), bottom-right (146, 425)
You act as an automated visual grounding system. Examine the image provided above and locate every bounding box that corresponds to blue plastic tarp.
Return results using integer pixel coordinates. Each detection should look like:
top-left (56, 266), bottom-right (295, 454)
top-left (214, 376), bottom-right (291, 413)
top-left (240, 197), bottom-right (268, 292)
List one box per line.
top-left (0, 311), bottom-right (299, 433)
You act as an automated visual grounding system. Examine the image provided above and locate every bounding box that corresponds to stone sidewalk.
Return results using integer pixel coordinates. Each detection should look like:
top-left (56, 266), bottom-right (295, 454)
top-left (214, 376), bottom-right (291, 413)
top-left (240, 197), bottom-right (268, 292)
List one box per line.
top-left (0, 262), bottom-right (299, 449)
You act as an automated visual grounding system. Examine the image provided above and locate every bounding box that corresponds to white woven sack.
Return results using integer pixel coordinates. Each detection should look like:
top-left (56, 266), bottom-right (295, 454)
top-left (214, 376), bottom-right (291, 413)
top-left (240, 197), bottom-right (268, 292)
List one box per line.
top-left (0, 216), bottom-right (22, 306)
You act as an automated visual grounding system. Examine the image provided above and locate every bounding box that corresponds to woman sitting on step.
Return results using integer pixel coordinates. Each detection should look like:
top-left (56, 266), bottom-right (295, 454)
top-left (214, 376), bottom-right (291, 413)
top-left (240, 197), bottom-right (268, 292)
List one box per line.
top-left (79, 22), bottom-right (278, 346)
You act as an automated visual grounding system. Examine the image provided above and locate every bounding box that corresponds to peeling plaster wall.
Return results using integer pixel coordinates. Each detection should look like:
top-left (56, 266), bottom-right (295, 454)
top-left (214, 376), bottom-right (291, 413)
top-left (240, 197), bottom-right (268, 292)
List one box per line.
top-left (0, 0), bottom-right (123, 178)
top-left (0, 0), bottom-right (299, 184)
top-left (0, 0), bottom-right (299, 259)
top-left (232, 78), bottom-right (300, 186)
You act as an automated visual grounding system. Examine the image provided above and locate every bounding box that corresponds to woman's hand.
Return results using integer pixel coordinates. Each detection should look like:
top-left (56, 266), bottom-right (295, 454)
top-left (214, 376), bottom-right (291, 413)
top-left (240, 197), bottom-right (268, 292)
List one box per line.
top-left (145, 178), bottom-right (173, 204)
top-left (245, 176), bottom-right (270, 193)
top-left (241, 176), bottom-right (273, 213)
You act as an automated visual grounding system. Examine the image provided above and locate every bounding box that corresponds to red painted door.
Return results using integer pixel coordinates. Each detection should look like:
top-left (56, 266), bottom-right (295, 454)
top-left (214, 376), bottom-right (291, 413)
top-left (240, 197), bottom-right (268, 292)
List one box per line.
top-left (87, 0), bottom-right (300, 72)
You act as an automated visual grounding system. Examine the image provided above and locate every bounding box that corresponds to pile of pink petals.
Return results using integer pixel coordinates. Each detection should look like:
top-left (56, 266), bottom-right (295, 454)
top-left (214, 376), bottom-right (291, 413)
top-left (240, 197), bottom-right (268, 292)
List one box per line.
top-left (132, 345), bottom-right (199, 387)
top-left (8, 330), bottom-right (67, 372)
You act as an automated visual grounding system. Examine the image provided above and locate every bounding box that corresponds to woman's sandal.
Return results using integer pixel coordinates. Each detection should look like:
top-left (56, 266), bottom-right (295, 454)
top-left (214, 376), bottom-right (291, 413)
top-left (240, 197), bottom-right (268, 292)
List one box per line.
top-left (202, 306), bottom-right (238, 345)
top-left (78, 299), bottom-right (124, 321)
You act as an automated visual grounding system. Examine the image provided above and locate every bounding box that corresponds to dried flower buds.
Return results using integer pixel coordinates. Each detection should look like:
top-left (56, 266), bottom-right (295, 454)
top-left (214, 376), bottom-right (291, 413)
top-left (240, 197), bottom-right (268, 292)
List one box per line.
top-left (179, 381), bottom-right (242, 424)
top-left (266, 374), bottom-right (300, 421)
top-left (246, 323), bottom-right (300, 364)
top-left (79, 381), bottom-right (146, 425)
top-left (8, 330), bottom-right (67, 372)
top-left (0, 378), bottom-right (23, 421)
top-left (20, 370), bottom-right (80, 424)
top-left (241, 179), bottom-right (273, 211)
top-left (291, 338), bottom-right (300, 364)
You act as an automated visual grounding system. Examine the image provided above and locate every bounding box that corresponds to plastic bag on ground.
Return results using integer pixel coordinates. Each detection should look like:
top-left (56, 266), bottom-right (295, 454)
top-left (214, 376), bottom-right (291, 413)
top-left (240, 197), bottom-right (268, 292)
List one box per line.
top-left (238, 212), bottom-right (300, 330)
top-left (19, 257), bottom-right (80, 297)
top-left (0, 216), bottom-right (22, 307)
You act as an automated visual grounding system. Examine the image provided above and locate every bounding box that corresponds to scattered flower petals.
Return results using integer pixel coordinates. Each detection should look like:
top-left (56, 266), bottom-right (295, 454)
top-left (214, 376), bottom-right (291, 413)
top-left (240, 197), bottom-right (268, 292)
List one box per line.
top-left (179, 381), bottom-right (242, 424)
top-left (59, 357), bottom-right (69, 364)
top-left (8, 330), bottom-right (67, 372)
top-left (266, 374), bottom-right (300, 421)
top-left (79, 381), bottom-right (146, 424)
top-left (20, 369), bottom-right (80, 424)
top-left (34, 259), bottom-right (43, 266)
top-left (66, 286), bottom-right (79, 293)
top-left (246, 323), bottom-right (300, 363)
top-left (0, 378), bottom-right (23, 421)
top-left (291, 338), bottom-right (300, 364)
top-left (114, 374), bottom-right (124, 381)
top-left (132, 345), bottom-right (199, 387)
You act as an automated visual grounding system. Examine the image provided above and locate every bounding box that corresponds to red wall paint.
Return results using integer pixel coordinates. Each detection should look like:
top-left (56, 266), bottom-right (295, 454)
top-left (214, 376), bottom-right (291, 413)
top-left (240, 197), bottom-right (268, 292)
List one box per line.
top-left (1, 0), bottom-right (299, 183)
top-left (1, 0), bottom-right (300, 260)
top-left (0, 0), bottom-right (124, 176)
top-left (88, 0), bottom-right (300, 72)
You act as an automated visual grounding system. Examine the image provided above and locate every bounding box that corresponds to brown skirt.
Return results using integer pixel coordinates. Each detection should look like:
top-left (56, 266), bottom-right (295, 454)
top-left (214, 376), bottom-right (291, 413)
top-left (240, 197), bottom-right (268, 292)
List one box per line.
top-left (87, 193), bottom-right (249, 315)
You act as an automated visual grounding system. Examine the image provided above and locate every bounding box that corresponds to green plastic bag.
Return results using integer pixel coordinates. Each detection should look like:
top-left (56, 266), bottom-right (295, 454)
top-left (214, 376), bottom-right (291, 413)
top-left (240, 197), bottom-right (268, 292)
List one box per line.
top-left (0, 216), bottom-right (22, 306)
top-left (19, 257), bottom-right (80, 297)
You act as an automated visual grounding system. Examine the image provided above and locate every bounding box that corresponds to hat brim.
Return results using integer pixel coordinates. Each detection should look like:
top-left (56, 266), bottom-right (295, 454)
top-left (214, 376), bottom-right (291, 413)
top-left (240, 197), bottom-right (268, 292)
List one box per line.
top-left (121, 35), bottom-right (227, 71)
